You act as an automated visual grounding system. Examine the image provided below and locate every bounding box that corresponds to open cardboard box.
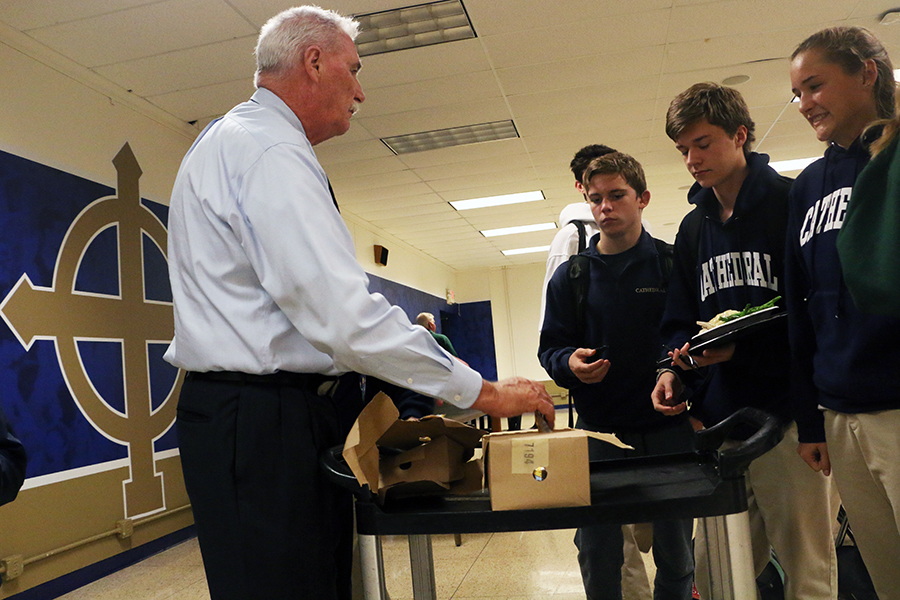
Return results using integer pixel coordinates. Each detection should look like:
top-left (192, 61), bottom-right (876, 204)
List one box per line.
top-left (342, 392), bottom-right (630, 510)
top-left (483, 428), bottom-right (630, 511)
top-left (342, 392), bottom-right (487, 502)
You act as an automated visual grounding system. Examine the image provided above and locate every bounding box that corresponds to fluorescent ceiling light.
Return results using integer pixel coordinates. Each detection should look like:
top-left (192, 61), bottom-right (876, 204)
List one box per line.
top-left (382, 120), bottom-right (518, 154)
top-left (354, 0), bottom-right (475, 57)
top-left (770, 157), bottom-right (818, 172)
top-left (481, 223), bottom-right (557, 237)
top-left (450, 190), bottom-right (544, 211)
top-left (502, 245), bottom-right (551, 256)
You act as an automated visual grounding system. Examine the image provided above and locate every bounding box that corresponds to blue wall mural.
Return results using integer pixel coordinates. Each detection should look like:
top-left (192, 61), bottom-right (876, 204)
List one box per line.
top-left (0, 147), bottom-right (498, 487)
top-left (442, 301), bottom-right (497, 381)
top-left (0, 148), bottom-right (178, 481)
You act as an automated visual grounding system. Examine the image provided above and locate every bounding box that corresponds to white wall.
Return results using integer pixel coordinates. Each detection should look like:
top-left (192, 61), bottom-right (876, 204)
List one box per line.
top-left (486, 264), bottom-right (549, 381)
top-left (453, 268), bottom-right (492, 303)
top-left (0, 31), bottom-right (196, 204)
top-left (344, 213), bottom-right (458, 301)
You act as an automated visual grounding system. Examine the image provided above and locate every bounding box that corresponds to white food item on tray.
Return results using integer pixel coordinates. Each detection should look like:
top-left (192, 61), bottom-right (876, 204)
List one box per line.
top-left (696, 309), bottom-right (740, 332)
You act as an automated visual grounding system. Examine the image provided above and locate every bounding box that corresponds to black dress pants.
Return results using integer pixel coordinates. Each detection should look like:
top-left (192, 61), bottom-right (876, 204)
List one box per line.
top-left (176, 375), bottom-right (353, 600)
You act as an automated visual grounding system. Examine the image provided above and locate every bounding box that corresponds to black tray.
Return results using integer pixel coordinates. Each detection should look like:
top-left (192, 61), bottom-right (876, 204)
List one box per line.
top-left (689, 307), bottom-right (786, 354)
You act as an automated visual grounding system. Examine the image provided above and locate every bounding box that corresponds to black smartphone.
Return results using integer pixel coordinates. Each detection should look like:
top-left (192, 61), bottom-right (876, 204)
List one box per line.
top-left (584, 345), bottom-right (609, 363)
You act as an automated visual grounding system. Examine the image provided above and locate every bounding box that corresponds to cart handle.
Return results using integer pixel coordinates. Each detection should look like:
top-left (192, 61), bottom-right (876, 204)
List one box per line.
top-left (695, 407), bottom-right (784, 479)
top-left (320, 445), bottom-right (373, 500)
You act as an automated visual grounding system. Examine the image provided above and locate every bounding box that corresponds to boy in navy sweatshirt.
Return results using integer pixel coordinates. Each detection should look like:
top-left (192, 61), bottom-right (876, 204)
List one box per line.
top-left (540, 152), bottom-right (694, 600)
top-left (651, 83), bottom-right (835, 599)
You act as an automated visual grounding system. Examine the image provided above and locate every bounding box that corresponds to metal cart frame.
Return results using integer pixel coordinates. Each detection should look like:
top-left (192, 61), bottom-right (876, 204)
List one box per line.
top-left (323, 407), bottom-right (782, 600)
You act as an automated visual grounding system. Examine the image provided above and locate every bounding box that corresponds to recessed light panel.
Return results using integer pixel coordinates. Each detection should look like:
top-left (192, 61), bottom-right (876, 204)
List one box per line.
top-left (354, 0), bottom-right (475, 57)
top-left (449, 190), bottom-right (544, 211)
top-left (502, 245), bottom-right (551, 256)
top-left (481, 223), bottom-right (557, 237)
top-left (382, 120), bottom-right (519, 155)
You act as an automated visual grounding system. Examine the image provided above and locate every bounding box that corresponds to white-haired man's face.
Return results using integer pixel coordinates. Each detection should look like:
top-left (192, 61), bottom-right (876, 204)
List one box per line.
top-left (309, 33), bottom-right (365, 144)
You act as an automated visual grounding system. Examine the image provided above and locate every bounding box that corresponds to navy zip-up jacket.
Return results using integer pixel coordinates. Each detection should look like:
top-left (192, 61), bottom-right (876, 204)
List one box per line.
top-left (0, 404), bottom-right (26, 507)
top-left (660, 153), bottom-right (793, 431)
top-left (539, 230), bottom-right (682, 433)
top-left (786, 135), bottom-right (900, 443)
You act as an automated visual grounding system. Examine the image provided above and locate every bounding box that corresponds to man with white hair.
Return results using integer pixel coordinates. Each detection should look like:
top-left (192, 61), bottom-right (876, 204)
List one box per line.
top-left (165, 6), bottom-right (555, 599)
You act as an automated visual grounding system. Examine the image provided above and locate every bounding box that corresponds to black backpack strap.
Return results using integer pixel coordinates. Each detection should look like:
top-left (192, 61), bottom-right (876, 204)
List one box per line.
top-left (565, 253), bottom-right (590, 429)
top-left (566, 220), bottom-right (592, 340)
top-left (567, 254), bottom-right (591, 339)
top-left (572, 219), bottom-right (587, 253)
top-left (565, 220), bottom-right (590, 429)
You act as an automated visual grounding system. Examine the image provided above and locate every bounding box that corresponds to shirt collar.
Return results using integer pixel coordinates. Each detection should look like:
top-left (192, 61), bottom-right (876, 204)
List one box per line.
top-left (250, 87), bottom-right (307, 138)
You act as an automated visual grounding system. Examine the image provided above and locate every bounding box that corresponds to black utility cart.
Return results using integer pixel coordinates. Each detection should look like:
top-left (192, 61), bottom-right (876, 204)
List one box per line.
top-left (322, 407), bottom-right (782, 600)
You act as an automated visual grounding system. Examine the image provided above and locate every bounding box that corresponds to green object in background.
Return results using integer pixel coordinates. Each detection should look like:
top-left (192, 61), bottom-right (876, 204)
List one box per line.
top-left (838, 134), bottom-right (900, 318)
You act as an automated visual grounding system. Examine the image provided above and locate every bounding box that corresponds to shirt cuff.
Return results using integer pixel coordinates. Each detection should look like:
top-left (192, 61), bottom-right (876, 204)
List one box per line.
top-left (436, 362), bottom-right (484, 409)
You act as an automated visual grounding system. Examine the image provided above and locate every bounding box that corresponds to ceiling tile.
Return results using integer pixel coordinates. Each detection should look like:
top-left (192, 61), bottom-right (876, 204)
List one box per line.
top-left (334, 181), bottom-right (435, 203)
top-left (93, 36), bottom-right (257, 97)
top-left (667, 0), bottom-right (855, 43)
top-left (27, 0), bottom-right (256, 67)
top-left (507, 76), bottom-right (659, 118)
top-left (148, 79), bottom-right (254, 122)
top-left (345, 193), bottom-right (446, 215)
top-left (316, 139), bottom-right (397, 165)
top-left (410, 152), bottom-right (531, 182)
top-left (426, 167), bottom-right (540, 193)
top-left (370, 210), bottom-right (466, 228)
top-left (515, 101), bottom-right (658, 137)
top-left (355, 97), bottom-right (513, 137)
top-left (481, 9), bottom-right (670, 69)
top-left (354, 202), bottom-right (454, 221)
top-left (397, 138), bottom-right (528, 169)
top-left (322, 156), bottom-right (412, 179)
top-left (332, 169), bottom-right (423, 192)
top-left (464, 0), bottom-right (672, 36)
top-left (662, 28), bottom-right (814, 74)
top-left (358, 38), bottom-right (492, 89)
top-left (496, 45), bottom-right (666, 96)
top-left (360, 71), bottom-right (503, 118)
top-left (0, 0), bottom-right (157, 30)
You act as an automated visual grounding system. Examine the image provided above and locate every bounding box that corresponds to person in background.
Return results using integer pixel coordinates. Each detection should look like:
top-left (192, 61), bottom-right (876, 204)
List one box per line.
top-left (164, 7), bottom-right (555, 599)
top-left (0, 403), bottom-right (26, 508)
top-left (539, 144), bottom-right (615, 330)
top-left (652, 81), bottom-right (836, 599)
top-left (540, 152), bottom-right (694, 600)
top-left (788, 26), bottom-right (900, 599)
top-left (416, 312), bottom-right (458, 357)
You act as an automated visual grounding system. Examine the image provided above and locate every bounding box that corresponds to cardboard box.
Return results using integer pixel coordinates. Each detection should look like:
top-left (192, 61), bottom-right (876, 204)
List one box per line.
top-left (483, 428), bottom-right (630, 511)
top-left (342, 392), bottom-right (486, 501)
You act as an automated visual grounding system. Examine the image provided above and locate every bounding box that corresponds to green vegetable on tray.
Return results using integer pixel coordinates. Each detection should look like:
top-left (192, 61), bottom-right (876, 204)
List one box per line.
top-left (719, 296), bottom-right (782, 324)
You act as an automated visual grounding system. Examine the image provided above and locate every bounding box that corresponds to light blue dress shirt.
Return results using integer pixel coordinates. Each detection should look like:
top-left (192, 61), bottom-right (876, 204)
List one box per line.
top-left (164, 88), bottom-right (482, 408)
